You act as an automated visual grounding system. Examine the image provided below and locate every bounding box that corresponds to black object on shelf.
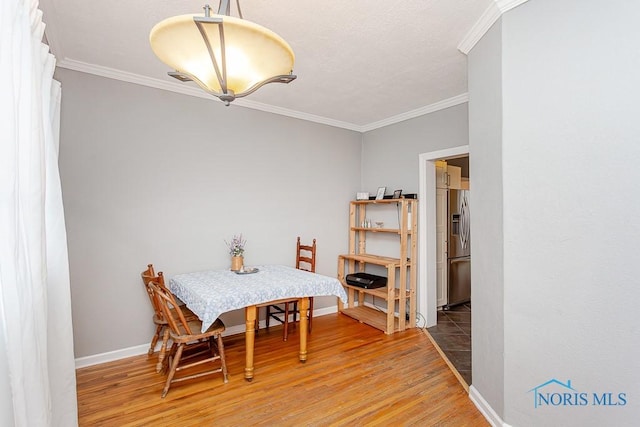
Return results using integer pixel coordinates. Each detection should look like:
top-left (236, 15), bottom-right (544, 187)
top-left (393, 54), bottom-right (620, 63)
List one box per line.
top-left (345, 273), bottom-right (387, 289)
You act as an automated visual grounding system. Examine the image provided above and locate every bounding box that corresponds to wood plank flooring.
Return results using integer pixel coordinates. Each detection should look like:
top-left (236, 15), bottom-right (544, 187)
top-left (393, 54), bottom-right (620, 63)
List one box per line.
top-left (76, 314), bottom-right (488, 426)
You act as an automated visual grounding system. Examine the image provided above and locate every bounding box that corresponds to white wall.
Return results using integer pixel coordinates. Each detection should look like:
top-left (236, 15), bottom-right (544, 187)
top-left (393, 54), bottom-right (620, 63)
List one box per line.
top-left (468, 0), bottom-right (640, 425)
top-left (467, 17), bottom-right (505, 419)
top-left (56, 69), bottom-right (362, 358)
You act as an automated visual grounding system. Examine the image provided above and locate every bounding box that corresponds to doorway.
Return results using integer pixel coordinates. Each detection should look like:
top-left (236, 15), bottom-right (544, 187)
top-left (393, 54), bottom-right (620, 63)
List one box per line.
top-left (435, 157), bottom-right (470, 310)
top-left (418, 146), bottom-right (471, 386)
top-left (417, 145), bottom-right (469, 325)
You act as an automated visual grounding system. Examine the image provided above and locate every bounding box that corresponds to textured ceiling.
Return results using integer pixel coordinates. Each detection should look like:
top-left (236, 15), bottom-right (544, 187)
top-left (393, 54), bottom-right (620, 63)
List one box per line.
top-left (40, 0), bottom-right (493, 130)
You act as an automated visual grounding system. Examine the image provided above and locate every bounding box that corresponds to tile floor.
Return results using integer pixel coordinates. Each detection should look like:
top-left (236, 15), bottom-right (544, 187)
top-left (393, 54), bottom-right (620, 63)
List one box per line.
top-left (426, 303), bottom-right (471, 385)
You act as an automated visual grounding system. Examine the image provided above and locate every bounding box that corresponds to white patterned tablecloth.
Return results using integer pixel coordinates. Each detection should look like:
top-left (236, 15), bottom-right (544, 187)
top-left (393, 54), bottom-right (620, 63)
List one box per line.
top-left (169, 264), bottom-right (347, 332)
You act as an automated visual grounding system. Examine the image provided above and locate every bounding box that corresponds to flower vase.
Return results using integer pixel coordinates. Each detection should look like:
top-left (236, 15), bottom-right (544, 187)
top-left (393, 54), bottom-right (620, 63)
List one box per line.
top-left (231, 256), bottom-right (244, 271)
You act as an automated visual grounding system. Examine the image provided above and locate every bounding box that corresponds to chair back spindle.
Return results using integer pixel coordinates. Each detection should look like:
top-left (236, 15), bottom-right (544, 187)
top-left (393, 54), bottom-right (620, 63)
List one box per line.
top-left (150, 276), bottom-right (193, 336)
top-left (141, 264), bottom-right (199, 371)
top-left (296, 237), bottom-right (317, 273)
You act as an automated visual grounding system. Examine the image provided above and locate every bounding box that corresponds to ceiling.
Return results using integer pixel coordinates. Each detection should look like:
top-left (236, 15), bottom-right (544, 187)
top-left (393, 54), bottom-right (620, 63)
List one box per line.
top-left (40, 0), bottom-right (494, 131)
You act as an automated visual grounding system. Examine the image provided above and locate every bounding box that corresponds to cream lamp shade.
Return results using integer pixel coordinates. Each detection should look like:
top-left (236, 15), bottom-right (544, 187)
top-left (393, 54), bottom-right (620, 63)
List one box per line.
top-left (149, 3), bottom-right (296, 105)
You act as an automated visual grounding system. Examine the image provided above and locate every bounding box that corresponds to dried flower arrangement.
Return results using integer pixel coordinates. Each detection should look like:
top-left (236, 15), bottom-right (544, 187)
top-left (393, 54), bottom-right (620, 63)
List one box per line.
top-left (225, 234), bottom-right (246, 257)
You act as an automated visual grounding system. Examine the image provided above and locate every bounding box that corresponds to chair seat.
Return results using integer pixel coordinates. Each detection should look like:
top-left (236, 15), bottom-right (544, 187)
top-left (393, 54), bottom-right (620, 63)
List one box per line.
top-left (173, 318), bottom-right (226, 343)
top-left (153, 305), bottom-right (198, 326)
top-left (256, 297), bottom-right (297, 308)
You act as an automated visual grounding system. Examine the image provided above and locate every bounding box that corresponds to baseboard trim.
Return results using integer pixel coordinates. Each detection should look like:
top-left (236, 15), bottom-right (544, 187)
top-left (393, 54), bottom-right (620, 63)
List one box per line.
top-left (74, 306), bottom-right (338, 369)
top-left (469, 385), bottom-right (510, 427)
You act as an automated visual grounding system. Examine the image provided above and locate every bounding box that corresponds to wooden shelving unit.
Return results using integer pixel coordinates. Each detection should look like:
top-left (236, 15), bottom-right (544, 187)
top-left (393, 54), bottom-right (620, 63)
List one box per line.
top-left (337, 198), bottom-right (418, 334)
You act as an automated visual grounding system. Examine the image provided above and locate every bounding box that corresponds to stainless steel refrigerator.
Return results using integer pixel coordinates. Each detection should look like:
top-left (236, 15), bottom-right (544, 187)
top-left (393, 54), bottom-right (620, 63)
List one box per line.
top-left (447, 189), bottom-right (471, 308)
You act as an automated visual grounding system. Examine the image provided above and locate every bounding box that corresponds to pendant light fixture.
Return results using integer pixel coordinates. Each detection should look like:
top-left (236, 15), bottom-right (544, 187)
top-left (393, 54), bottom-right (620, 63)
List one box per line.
top-left (150, 1), bottom-right (296, 106)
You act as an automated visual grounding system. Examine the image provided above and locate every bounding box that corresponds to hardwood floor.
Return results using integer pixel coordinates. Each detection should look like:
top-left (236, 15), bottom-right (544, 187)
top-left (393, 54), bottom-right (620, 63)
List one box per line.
top-left (76, 314), bottom-right (488, 426)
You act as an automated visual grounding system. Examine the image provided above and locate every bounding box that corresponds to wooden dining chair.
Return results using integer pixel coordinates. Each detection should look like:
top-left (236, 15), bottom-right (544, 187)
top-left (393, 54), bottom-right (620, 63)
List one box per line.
top-left (141, 264), bottom-right (197, 373)
top-left (265, 237), bottom-right (317, 341)
top-left (148, 280), bottom-right (228, 398)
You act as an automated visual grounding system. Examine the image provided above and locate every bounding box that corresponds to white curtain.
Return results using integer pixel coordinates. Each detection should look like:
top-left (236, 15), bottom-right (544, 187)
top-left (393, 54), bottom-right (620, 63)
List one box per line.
top-left (0, 0), bottom-right (78, 426)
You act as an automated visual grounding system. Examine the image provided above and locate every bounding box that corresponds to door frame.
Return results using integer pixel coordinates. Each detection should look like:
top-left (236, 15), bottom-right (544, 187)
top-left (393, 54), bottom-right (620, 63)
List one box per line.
top-left (418, 145), bottom-right (469, 326)
top-left (435, 186), bottom-right (449, 308)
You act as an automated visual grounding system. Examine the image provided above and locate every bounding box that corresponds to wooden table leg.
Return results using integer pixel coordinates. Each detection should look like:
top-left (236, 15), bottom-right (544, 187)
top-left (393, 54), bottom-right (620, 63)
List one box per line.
top-left (244, 305), bottom-right (256, 381)
top-left (299, 297), bottom-right (309, 363)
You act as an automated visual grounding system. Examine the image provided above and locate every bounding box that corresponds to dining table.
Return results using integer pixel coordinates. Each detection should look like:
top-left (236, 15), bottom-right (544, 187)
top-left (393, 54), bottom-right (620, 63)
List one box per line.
top-left (168, 264), bottom-right (347, 381)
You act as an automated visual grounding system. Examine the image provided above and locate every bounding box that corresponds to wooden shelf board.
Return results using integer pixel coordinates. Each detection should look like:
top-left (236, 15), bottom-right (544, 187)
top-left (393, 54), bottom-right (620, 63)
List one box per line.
top-left (352, 227), bottom-right (398, 233)
top-left (351, 227), bottom-right (412, 235)
top-left (339, 253), bottom-right (412, 268)
top-left (342, 283), bottom-right (410, 300)
top-left (351, 199), bottom-right (415, 205)
top-left (340, 306), bottom-right (399, 334)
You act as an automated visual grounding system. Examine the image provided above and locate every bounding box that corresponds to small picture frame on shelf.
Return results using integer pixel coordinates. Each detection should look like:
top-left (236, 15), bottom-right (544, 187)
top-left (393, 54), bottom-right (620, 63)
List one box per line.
top-left (393, 189), bottom-right (403, 199)
top-left (375, 187), bottom-right (386, 200)
top-left (356, 192), bottom-right (369, 200)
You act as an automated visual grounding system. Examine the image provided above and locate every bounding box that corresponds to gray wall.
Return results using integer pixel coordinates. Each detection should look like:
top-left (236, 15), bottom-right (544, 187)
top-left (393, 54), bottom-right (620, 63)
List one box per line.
top-left (502, 0), bottom-right (640, 424)
top-left (469, 0), bottom-right (640, 424)
top-left (362, 104), bottom-right (468, 195)
top-left (468, 18), bottom-right (505, 418)
top-left (56, 69), bottom-right (362, 358)
top-left (361, 105), bottom-right (469, 295)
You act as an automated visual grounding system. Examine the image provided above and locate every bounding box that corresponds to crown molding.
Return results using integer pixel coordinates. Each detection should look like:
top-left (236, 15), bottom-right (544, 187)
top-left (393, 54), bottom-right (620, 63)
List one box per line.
top-left (55, 58), bottom-right (468, 133)
top-left (55, 58), bottom-right (364, 132)
top-left (360, 93), bottom-right (469, 133)
top-left (229, 98), bottom-right (363, 132)
top-left (496, 0), bottom-right (531, 14)
top-left (458, 0), bottom-right (530, 54)
top-left (457, 2), bottom-right (501, 54)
